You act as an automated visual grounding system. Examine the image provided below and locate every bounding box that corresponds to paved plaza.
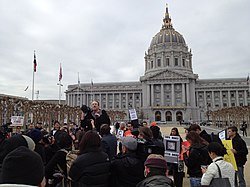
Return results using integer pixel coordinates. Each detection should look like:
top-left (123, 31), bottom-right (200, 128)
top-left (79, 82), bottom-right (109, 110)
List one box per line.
top-left (159, 125), bottom-right (250, 187)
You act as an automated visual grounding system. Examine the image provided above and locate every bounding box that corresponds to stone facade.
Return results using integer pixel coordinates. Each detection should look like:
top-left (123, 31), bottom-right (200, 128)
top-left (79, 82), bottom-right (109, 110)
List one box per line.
top-left (65, 5), bottom-right (250, 124)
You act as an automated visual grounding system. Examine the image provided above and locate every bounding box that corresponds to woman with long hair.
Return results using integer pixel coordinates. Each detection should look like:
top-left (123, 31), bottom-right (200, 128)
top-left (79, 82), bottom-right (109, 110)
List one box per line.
top-left (69, 130), bottom-right (110, 187)
top-left (182, 131), bottom-right (209, 187)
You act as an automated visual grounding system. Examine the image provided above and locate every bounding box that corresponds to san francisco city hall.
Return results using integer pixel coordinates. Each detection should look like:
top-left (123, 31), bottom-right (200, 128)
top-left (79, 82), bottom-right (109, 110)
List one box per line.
top-left (66, 5), bottom-right (250, 124)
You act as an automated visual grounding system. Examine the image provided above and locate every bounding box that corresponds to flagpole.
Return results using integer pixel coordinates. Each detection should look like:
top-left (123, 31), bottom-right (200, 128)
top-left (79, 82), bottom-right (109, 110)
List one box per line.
top-left (32, 50), bottom-right (36, 101)
top-left (91, 79), bottom-right (93, 102)
top-left (57, 63), bottom-right (63, 104)
top-left (78, 72), bottom-right (80, 106)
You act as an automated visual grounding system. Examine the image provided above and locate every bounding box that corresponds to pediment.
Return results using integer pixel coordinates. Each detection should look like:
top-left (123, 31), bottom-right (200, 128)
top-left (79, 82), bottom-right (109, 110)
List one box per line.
top-left (146, 70), bottom-right (191, 81)
top-left (67, 86), bottom-right (84, 93)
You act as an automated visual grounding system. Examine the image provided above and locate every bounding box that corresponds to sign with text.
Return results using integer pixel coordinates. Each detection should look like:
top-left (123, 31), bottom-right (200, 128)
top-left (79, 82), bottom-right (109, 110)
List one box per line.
top-left (10, 116), bottom-right (24, 126)
top-left (129, 109), bottom-right (138, 120)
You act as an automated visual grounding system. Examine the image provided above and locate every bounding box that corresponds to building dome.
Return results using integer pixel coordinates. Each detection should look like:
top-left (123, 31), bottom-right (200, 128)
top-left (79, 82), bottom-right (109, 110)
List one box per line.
top-left (150, 5), bottom-right (186, 48)
top-left (150, 29), bottom-right (186, 47)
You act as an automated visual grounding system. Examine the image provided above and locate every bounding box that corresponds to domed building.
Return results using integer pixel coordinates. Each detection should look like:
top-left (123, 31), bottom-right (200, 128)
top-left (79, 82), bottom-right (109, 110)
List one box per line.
top-left (66, 4), bottom-right (249, 124)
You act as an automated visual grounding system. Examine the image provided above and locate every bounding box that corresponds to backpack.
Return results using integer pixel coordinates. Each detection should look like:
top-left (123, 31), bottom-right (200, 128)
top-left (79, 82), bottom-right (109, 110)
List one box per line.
top-left (59, 149), bottom-right (78, 178)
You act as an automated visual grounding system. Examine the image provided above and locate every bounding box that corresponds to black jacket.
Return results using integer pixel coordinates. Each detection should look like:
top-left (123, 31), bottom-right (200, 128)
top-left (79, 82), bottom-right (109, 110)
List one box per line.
top-left (183, 143), bottom-right (208, 177)
top-left (111, 152), bottom-right (144, 187)
top-left (69, 147), bottom-right (110, 187)
top-left (81, 109), bottom-right (110, 132)
top-left (136, 175), bottom-right (174, 187)
top-left (230, 134), bottom-right (248, 166)
top-left (101, 134), bottom-right (117, 160)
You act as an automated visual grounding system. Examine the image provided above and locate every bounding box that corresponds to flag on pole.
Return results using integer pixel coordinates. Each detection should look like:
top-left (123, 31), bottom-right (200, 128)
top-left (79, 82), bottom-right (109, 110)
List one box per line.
top-left (33, 51), bottom-right (37, 72)
top-left (247, 74), bottom-right (249, 85)
top-left (24, 86), bottom-right (29, 91)
top-left (91, 79), bottom-right (93, 86)
top-left (59, 63), bottom-right (62, 81)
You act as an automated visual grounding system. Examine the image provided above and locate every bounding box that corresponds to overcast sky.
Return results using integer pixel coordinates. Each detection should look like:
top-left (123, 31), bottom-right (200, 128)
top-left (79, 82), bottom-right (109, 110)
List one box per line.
top-left (0, 0), bottom-right (249, 100)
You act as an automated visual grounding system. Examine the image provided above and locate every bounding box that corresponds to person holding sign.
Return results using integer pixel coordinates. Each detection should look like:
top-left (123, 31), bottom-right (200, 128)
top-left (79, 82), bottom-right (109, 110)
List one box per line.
top-left (227, 126), bottom-right (248, 187)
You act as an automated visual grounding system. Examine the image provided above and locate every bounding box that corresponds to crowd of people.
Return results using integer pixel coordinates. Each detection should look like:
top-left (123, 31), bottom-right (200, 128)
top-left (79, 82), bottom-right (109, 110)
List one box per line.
top-left (0, 100), bottom-right (248, 187)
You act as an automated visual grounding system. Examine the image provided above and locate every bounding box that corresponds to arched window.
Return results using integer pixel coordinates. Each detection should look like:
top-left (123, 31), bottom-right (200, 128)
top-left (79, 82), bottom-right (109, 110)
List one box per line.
top-left (176, 111), bottom-right (183, 122)
top-left (155, 111), bottom-right (161, 121)
top-left (165, 111), bottom-right (172, 121)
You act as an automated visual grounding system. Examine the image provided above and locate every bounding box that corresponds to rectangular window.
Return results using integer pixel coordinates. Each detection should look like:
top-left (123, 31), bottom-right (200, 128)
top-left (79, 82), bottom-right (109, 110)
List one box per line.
top-left (157, 59), bottom-right (161, 67)
top-left (175, 58), bottom-right (178, 66)
top-left (182, 59), bottom-right (185, 67)
top-left (151, 61), bottom-right (153, 68)
top-left (223, 103), bottom-right (227, 107)
top-left (166, 58), bottom-right (170, 66)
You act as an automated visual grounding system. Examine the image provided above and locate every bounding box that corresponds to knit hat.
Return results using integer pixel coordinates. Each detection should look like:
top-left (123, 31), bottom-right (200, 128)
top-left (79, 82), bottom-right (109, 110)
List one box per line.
top-left (151, 122), bottom-right (157, 126)
top-left (144, 154), bottom-right (167, 169)
top-left (121, 136), bottom-right (137, 151)
top-left (22, 135), bottom-right (35, 151)
top-left (1, 146), bottom-right (44, 186)
top-left (27, 129), bottom-right (42, 144)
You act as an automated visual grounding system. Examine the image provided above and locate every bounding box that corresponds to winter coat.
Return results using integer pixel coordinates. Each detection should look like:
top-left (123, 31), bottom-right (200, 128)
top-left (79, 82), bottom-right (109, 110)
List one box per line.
top-left (201, 156), bottom-right (235, 186)
top-left (230, 134), bottom-right (248, 166)
top-left (81, 109), bottom-right (110, 132)
top-left (183, 143), bottom-right (209, 177)
top-left (45, 149), bottom-right (67, 179)
top-left (101, 133), bottom-right (117, 160)
top-left (136, 175), bottom-right (174, 187)
top-left (111, 152), bottom-right (144, 187)
top-left (0, 184), bottom-right (37, 187)
top-left (69, 147), bottom-right (110, 187)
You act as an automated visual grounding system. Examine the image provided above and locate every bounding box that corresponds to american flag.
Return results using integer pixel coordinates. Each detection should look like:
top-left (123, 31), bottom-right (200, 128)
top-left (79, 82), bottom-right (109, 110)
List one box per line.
top-left (247, 75), bottom-right (249, 85)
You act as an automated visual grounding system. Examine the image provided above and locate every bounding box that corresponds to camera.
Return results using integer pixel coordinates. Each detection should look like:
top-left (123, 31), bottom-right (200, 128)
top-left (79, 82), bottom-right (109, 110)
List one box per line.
top-left (0, 122), bottom-right (13, 140)
top-left (81, 105), bottom-right (91, 114)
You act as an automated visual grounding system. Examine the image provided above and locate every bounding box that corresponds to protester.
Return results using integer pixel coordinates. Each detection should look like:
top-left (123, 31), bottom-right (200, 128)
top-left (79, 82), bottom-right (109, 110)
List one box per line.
top-left (80, 101), bottom-right (110, 132)
top-left (111, 136), bottom-right (144, 187)
top-left (0, 134), bottom-right (35, 164)
top-left (69, 130), bottom-right (110, 187)
top-left (45, 131), bottom-right (72, 186)
top-left (168, 127), bottom-right (184, 187)
top-left (201, 142), bottom-right (235, 186)
top-left (27, 128), bottom-right (46, 164)
top-left (227, 126), bottom-right (248, 187)
top-left (241, 122), bottom-right (248, 137)
top-left (136, 154), bottom-right (174, 187)
top-left (100, 124), bottom-right (117, 160)
top-left (0, 146), bottom-right (45, 187)
top-left (150, 125), bottom-right (164, 156)
top-left (50, 121), bottom-right (61, 136)
top-left (183, 131), bottom-right (209, 187)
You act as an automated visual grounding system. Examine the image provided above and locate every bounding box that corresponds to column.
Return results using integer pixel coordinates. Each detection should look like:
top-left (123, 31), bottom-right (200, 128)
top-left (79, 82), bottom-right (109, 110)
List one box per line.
top-left (220, 91), bottom-right (223, 108)
top-left (126, 93), bottom-right (128, 108)
top-left (161, 84), bottom-right (164, 106)
top-left (151, 85), bottom-right (154, 106)
top-left (211, 91), bottom-right (215, 108)
top-left (170, 51), bottom-right (174, 66)
top-left (99, 94), bottom-right (102, 107)
top-left (73, 94), bottom-right (75, 107)
top-left (119, 93), bottom-right (122, 109)
top-left (195, 91), bottom-right (199, 108)
top-left (106, 93), bottom-right (108, 109)
top-left (171, 84), bottom-right (175, 106)
top-left (112, 94), bottom-right (115, 109)
top-left (182, 83), bottom-right (185, 105)
top-left (228, 91), bottom-right (231, 107)
top-left (133, 93), bottom-right (136, 109)
top-left (147, 85), bottom-right (150, 107)
top-left (204, 91), bottom-right (207, 108)
top-left (244, 90), bottom-right (248, 106)
top-left (186, 84), bottom-right (190, 106)
top-left (236, 90), bottom-right (239, 106)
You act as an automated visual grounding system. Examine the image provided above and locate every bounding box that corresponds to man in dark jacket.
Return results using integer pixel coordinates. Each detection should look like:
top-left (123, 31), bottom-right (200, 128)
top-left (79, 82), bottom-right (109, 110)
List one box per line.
top-left (111, 136), bottom-right (144, 187)
top-left (81, 101), bottom-right (110, 132)
top-left (100, 124), bottom-right (117, 160)
top-left (228, 126), bottom-right (248, 187)
top-left (136, 154), bottom-right (174, 187)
